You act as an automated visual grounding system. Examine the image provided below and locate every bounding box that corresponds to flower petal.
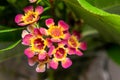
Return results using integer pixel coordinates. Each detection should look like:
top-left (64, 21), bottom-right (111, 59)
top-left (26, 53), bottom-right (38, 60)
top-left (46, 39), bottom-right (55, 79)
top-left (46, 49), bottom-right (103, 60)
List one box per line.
top-left (35, 6), bottom-right (44, 15)
top-left (27, 25), bottom-right (35, 32)
top-left (21, 30), bottom-right (29, 38)
top-left (29, 0), bottom-right (37, 3)
top-left (22, 34), bottom-right (32, 45)
top-left (39, 28), bottom-right (48, 35)
top-left (24, 48), bottom-right (35, 58)
top-left (51, 38), bottom-right (61, 42)
top-left (48, 46), bottom-right (55, 56)
top-left (36, 64), bottom-right (46, 72)
top-left (28, 58), bottom-right (36, 66)
top-left (50, 59), bottom-right (58, 69)
top-left (61, 58), bottom-right (72, 69)
top-left (38, 52), bottom-right (46, 60)
top-left (58, 20), bottom-right (69, 31)
top-left (23, 6), bottom-right (33, 13)
top-left (46, 38), bottom-right (52, 47)
top-left (68, 48), bottom-right (76, 55)
top-left (63, 32), bottom-right (71, 39)
top-left (58, 40), bottom-right (67, 46)
top-left (33, 28), bottom-right (41, 36)
top-left (18, 22), bottom-right (26, 26)
top-left (75, 50), bottom-right (83, 56)
top-left (15, 14), bottom-right (23, 24)
top-left (79, 42), bottom-right (87, 51)
top-left (45, 18), bottom-right (54, 27)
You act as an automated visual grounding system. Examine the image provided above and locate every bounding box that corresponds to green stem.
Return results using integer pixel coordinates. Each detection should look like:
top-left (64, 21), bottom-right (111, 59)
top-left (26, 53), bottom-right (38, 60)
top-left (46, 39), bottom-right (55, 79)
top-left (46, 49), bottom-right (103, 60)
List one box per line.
top-left (48, 69), bottom-right (54, 80)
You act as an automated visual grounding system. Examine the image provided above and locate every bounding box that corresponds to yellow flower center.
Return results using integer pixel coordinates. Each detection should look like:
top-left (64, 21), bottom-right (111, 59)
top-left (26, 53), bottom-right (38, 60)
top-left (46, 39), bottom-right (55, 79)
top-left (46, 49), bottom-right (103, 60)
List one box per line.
top-left (68, 36), bottom-right (79, 48)
top-left (54, 47), bottom-right (67, 61)
top-left (48, 26), bottom-right (63, 38)
top-left (31, 36), bottom-right (45, 52)
top-left (23, 11), bottom-right (37, 24)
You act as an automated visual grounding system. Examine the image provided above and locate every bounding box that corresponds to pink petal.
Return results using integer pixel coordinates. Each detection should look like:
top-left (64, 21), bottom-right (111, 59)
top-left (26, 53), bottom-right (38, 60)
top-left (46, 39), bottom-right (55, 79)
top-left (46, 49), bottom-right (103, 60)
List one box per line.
top-left (75, 50), bottom-right (83, 56)
top-left (33, 28), bottom-right (41, 35)
top-left (23, 6), bottom-right (33, 13)
top-left (58, 40), bottom-right (67, 46)
top-left (58, 20), bottom-right (69, 31)
top-left (38, 52), bottom-right (46, 60)
top-left (18, 22), bottom-right (26, 26)
top-left (28, 58), bottom-right (36, 66)
top-left (61, 58), bottom-right (72, 69)
top-left (63, 32), bottom-right (71, 40)
top-left (29, 0), bottom-right (37, 3)
top-left (35, 6), bottom-right (44, 15)
top-left (48, 46), bottom-right (55, 56)
top-left (79, 42), bottom-right (87, 51)
top-left (21, 30), bottom-right (29, 38)
top-left (68, 48), bottom-right (76, 55)
top-left (24, 48), bottom-right (35, 58)
top-left (22, 34), bottom-right (32, 45)
top-left (27, 25), bottom-right (35, 32)
top-left (45, 18), bottom-right (55, 27)
top-left (51, 38), bottom-right (61, 42)
top-left (39, 28), bottom-right (48, 35)
top-left (46, 38), bottom-right (52, 47)
top-left (50, 59), bottom-right (58, 69)
top-left (15, 14), bottom-right (23, 24)
top-left (36, 64), bottom-right (46, 72)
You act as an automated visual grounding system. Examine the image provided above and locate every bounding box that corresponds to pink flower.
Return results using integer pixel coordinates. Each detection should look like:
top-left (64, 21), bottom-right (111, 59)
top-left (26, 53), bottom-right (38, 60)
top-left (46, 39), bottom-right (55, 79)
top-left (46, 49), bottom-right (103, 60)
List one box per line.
top-left (28, 54), bottom-right (50, 72)
top-left (15, 6), bottom-right (43, 26)
top-left (49, 41), bottom-right (72, 69)
top-left (36, 54), bottom-right (50, 72)
top-left (40, 18), bottom-right (70, 42)
top-left (67, 31), bottom-right (87, 56)
top-left (22, 28), bottom-right (52, 59)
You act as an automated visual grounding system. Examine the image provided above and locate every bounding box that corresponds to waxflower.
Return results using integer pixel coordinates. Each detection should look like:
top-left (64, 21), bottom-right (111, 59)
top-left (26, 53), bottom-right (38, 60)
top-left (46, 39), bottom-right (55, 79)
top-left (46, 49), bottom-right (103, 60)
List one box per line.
top-left (67, 31), bottom-right (87, 56)
top-left (22, 28), bottom-right (52, 60)
top-left (28, 53), bottom-right (50, 72)
top-left (15, 5), bottom-right (43, 26)
top-left (40, 18), bottom-right (70, 42)
top-left (49, 40), bottom-right (72, 69)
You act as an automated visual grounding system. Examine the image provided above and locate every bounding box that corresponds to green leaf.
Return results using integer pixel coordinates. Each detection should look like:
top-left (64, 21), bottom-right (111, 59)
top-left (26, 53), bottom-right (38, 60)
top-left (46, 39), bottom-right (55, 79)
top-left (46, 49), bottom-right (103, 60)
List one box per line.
top-left (106, 45), bottom-right (120, 65)
top-left (0, 40), bottom-right (21, 52)
top-left (86, 0), bottom-right (120, 10)
top-left (63, 0), bottom-right (120, 44)
top-left (0, 27), bottom-right (24, 33)
top-left (44, 7), bottom-right (51, 12)
top-left (41, 15), bottom-right (51, 20)
top-left (0, 26), bottom-right (23, 42)
top-left (0, 42), bottom-right (25, 63)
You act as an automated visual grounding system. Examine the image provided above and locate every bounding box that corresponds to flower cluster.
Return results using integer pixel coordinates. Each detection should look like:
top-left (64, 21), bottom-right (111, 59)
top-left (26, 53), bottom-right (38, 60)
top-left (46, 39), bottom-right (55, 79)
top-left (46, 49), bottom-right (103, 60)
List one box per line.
top-left (15, 5), bottom-right (87, 72)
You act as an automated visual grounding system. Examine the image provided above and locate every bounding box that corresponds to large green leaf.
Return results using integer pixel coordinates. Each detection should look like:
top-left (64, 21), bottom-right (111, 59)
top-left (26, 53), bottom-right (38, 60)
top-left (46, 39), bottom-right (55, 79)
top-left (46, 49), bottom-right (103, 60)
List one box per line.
top-left (86, 0), bottom-right (120, 10)
top-left (63, 0), bottom-right (120, 44)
